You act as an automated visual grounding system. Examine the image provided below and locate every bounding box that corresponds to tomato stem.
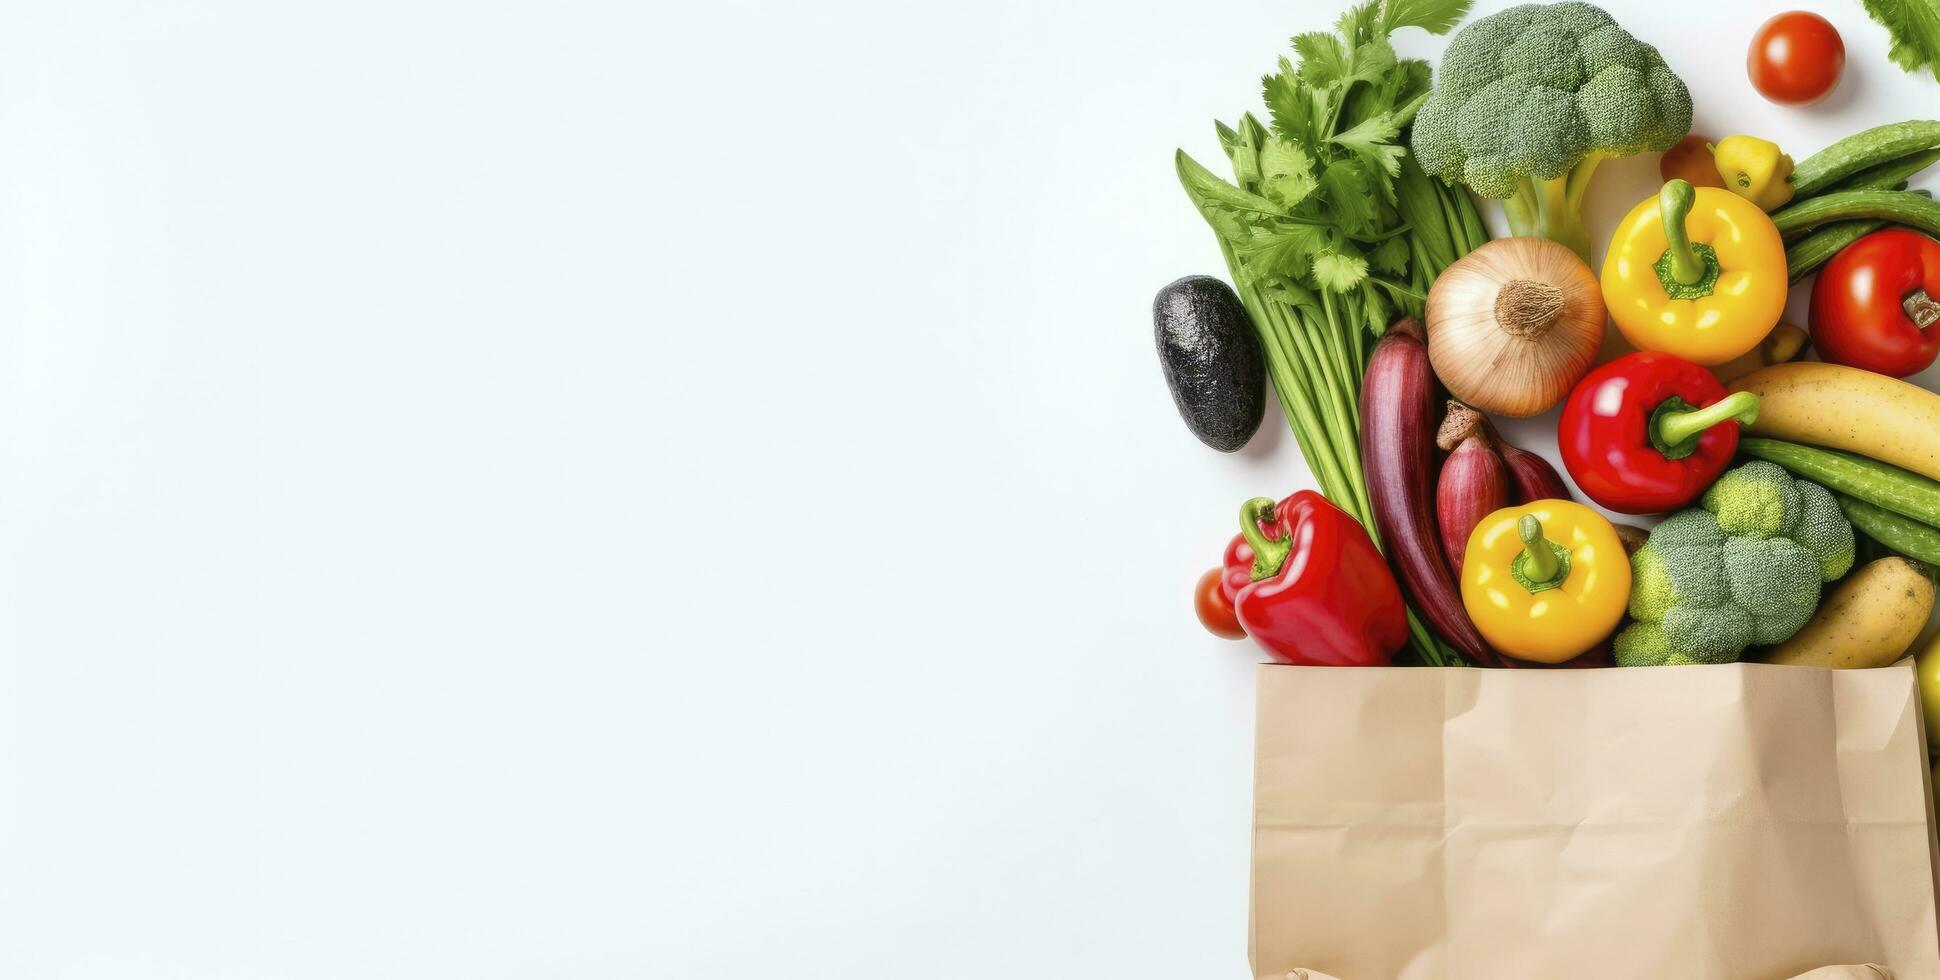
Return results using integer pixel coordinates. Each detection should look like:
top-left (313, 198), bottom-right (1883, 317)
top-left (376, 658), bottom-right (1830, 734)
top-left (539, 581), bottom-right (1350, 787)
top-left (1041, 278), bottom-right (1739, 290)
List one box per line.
top-left (1907, 288), bottom-right (1939, 330)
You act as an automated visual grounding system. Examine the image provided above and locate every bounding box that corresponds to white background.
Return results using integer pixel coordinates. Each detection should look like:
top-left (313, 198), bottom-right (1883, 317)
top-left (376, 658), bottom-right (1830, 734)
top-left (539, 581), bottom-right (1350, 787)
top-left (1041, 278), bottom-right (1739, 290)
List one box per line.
top-left (1, 1), bottom-right (1936, 977)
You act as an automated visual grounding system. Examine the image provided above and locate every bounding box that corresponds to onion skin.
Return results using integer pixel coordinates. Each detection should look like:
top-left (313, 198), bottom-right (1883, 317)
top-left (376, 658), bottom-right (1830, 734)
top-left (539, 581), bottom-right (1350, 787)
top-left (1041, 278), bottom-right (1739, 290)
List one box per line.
top-left (1480, 416), bottom-right (1574, 503)
top-left (1426, 237), bottom-right (1605, 418)
top-left (1435, 403), bottom-right (1511, 578)
top-left (1362, 320), bottom-right (1504, 667)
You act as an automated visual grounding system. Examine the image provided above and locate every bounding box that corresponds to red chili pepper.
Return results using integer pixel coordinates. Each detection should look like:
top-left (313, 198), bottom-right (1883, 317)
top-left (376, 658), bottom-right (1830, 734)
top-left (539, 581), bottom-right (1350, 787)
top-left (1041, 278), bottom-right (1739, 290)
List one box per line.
top-left (1811, 228), bottom-right (1940, 378)
top-left (1223, 490), bottom-right (1407, 666)
top-left (1558, 352), bottom-right (1760, 514)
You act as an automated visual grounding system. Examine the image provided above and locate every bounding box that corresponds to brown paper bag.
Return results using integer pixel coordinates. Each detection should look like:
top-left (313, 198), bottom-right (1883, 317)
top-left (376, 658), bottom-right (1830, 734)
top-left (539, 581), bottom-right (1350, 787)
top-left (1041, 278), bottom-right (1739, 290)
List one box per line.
top-left (1251, 661), bottom-right (1940, 980)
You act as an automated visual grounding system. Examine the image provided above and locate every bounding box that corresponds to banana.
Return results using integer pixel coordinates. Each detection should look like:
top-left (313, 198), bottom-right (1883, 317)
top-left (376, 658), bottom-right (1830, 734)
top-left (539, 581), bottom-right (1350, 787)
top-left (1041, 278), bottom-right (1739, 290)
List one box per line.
top-left (1730, 361), bottom-right (1940, 481)
top-left (1764, 558), bottom-right (1934, 669)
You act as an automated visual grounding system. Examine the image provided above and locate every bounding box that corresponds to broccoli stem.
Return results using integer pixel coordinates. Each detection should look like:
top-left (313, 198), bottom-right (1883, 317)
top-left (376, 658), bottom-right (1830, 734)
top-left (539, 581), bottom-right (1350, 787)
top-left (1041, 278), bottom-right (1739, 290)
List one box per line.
top-left (1502, 155), bottom-right (1605, 263)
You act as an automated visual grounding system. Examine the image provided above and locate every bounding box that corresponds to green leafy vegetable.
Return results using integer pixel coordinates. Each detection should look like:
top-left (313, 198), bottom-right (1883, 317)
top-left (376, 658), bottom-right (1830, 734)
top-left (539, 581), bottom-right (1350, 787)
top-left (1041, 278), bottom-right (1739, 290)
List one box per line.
top-left (1859, 0), bottom-right (1940, 82)
top-left (1175, 0), bottom-right (1485, 665)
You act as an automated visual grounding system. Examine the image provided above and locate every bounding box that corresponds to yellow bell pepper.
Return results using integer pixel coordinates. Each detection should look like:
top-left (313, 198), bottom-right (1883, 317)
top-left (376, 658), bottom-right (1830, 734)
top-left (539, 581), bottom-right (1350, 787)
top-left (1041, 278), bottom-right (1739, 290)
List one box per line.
top-left (1710, 135), bottom-right (1795, 211)
top-left (1602, 179), bottom-right (1789, 366)
top-left (1460, 500), bottom-right (1630, 664)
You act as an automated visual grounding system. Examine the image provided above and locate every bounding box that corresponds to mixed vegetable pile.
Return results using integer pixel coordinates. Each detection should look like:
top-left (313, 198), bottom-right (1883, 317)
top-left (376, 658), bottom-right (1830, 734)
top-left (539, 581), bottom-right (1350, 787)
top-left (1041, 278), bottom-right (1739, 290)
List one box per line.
top-left (1158, 0), bottom-right (1940, 707)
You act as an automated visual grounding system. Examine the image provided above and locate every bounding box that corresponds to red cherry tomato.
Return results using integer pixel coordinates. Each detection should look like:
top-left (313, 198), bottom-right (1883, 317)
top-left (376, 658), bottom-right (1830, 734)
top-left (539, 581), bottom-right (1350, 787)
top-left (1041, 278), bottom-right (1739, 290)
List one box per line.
top-left (1194, 567), bottom-right (1246, 639)
top-left (1660, 134), bottom-right (1725, 189)
top-left (1810, 229), bottom-right (1940, 378)
top-left (1748, 11), bottom-right (1844, 105)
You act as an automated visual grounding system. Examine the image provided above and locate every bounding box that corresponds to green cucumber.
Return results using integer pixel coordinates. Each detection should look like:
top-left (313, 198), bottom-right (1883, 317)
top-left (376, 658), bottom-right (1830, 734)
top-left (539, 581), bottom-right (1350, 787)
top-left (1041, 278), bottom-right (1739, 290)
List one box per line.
top-left (1824, 147), bottom-right (1940, 194)
top-left (1770, 189), bottom-right (1940, 239)
top-left (1741, 438), bottom-right (1940, 526)
top-left (1836, 494), bottom-right (1940, 566)
top-left (1786, 219), bottom-right (1887, 282)
top-left (1792, 121), bottom-right (1940, 198)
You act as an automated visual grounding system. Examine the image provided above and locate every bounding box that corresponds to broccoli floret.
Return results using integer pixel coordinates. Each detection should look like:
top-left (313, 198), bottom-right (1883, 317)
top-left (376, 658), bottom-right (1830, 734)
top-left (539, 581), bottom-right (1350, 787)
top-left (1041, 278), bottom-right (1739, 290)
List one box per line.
top-left (1408, 2), bottom-right (1693, 261)
top-left (1704, 461), bottom-right (1801, 539)
top-left (1792, 480), bottom-right (1857, 580)
top-left (1612, 462), bottom-right (1852, 667)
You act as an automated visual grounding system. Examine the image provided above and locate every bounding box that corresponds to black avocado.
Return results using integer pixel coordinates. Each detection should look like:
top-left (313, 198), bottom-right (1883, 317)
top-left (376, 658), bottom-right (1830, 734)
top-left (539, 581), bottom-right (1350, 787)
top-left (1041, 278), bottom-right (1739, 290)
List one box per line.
top-left (1153, 275), bottom-right (1265, 452)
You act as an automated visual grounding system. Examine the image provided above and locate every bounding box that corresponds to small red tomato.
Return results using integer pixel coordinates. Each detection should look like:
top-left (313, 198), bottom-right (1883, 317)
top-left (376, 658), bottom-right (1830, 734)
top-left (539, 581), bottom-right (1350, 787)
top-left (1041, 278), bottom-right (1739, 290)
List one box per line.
top-left (1660, 134), bottom-right (1725, 188)
top-left (1811, 229), bottom-right (1940, 377)
top-left (1748, 11), bottom-right (1844, 105)
top-left (1194, 567), bottom-right (1245, 639)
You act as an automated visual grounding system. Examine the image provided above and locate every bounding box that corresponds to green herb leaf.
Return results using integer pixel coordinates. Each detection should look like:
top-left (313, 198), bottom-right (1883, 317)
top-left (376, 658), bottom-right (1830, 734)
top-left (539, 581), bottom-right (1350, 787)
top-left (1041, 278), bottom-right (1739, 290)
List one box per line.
top-left (1262, 61), bottom-right (1315, 148)
top-left (1293, 31), bottom-right (1350, 87)
top-left (1259, 138), bottom-right (1319, 207)
top-left (1379, 0), bottom-right (1474, 35)
top-left (1361, 285), bottom-right (1392, 335)
top-left (1312, 249), bottom-right (1370, 291)
top-left (1344, 37), bottom-right (1397, 86)
top-left (1233, 221), bottom-right (1330, 279)
top-left (1336, 2), bottom-right (1383, 44)
top-left (1331, 112), bottom-right (1407, 177)
top-left (1859, 0), bottom-right (1940, 81)
top-left (1319, 159), bottom-right (1377, 233)
top-left (1368, 234), bottom-right (1410, 275)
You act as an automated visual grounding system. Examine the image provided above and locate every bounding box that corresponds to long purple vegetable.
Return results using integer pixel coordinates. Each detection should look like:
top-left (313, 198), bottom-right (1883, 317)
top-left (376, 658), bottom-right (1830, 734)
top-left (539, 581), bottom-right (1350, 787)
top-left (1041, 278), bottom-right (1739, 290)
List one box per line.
top-left (1362, 320), bottom-right (1504, 668)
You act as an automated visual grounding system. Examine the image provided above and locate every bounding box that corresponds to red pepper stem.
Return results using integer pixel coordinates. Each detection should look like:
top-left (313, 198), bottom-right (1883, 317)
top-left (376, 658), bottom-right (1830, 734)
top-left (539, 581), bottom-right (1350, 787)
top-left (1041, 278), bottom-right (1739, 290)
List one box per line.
top-left (1655, 391), bottom-right (1761, 451)
top-left (1908, 289), bottom-right (1939, 330)
top-left (1240, 497), bottom-right (1291, 582)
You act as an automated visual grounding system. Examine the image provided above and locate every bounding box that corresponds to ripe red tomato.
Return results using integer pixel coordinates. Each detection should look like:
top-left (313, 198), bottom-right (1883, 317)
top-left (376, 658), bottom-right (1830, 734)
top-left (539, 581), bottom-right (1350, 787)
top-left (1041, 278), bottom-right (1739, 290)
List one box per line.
top-left (1810, 229), bottom-right (1940, 378)
top-left (1193, 567), bottom-right (1245, 640)
top-left (1747, 11), bottom-right (1844, 105)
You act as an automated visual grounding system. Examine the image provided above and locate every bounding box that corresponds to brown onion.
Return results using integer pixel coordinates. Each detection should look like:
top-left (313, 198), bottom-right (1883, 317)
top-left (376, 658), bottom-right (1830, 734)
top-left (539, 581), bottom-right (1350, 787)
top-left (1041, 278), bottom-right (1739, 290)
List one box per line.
top-left (1425, 237), bottom-right (1605, 418)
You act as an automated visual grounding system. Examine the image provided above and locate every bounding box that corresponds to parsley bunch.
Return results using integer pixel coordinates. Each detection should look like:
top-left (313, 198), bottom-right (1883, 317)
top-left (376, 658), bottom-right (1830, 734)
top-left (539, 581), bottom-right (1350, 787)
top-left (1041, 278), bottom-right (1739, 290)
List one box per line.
top-left (1176, 0), bottom-right (1485, 665)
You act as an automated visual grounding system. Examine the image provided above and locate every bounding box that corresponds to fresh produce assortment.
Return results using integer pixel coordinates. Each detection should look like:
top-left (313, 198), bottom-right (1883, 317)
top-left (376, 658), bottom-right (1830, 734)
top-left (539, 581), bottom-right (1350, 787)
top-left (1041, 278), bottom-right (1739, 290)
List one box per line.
top-left (1166, 1), bottom-right (1940, 690)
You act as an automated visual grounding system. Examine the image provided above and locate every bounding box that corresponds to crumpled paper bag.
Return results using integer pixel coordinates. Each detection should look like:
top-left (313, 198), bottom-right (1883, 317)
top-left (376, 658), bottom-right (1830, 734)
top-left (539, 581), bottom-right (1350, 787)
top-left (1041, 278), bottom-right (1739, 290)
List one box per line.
top-left (1251, 661), bottom-right (1940, 979)
top-left (1281, 967), bottom-right (1890, 980)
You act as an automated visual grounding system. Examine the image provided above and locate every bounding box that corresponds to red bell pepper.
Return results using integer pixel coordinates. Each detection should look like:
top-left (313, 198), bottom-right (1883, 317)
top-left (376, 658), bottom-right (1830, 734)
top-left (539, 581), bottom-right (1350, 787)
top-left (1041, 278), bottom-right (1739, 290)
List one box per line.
top-left (1811, 228), bottom-right (1940, 378)
top-left (1222, 490), bottom-right (1406, 666)
top-left (1558, 352), bottom-right (1760, 514)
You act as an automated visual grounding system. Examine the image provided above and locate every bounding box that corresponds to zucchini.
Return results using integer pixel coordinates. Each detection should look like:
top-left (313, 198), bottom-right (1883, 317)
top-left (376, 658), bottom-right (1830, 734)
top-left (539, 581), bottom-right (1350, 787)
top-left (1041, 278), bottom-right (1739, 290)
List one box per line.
top-left (1770, 189), bottom-right (1940, 239)
top-left (1741, 437), bottom-right (1940, 526)
top-left (1825, 147), bottom-right (1940, 194)
top-left (1837, 494), bottom-right (1940, 566)
top-left (1786, 219), bottom-right (1887, 282)
top-left (1792, 121), bottom-right (1940, 198)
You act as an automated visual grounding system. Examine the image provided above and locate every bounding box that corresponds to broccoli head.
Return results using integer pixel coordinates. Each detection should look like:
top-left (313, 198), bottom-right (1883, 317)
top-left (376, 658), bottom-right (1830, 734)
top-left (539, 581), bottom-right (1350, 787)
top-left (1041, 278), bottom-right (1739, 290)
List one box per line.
top-left (1613, 462), bottom-right (1854, 667)
top-left (1410, 2), bottom-right (1692, 261)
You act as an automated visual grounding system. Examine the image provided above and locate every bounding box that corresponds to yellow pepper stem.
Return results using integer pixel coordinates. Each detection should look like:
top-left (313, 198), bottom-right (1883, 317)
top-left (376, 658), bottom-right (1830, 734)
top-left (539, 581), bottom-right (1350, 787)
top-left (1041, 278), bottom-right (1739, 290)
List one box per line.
top-left (1659, 180), bottom-right (1706, 286)
top-left (1512, 515), bottom-right (1571, 594)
